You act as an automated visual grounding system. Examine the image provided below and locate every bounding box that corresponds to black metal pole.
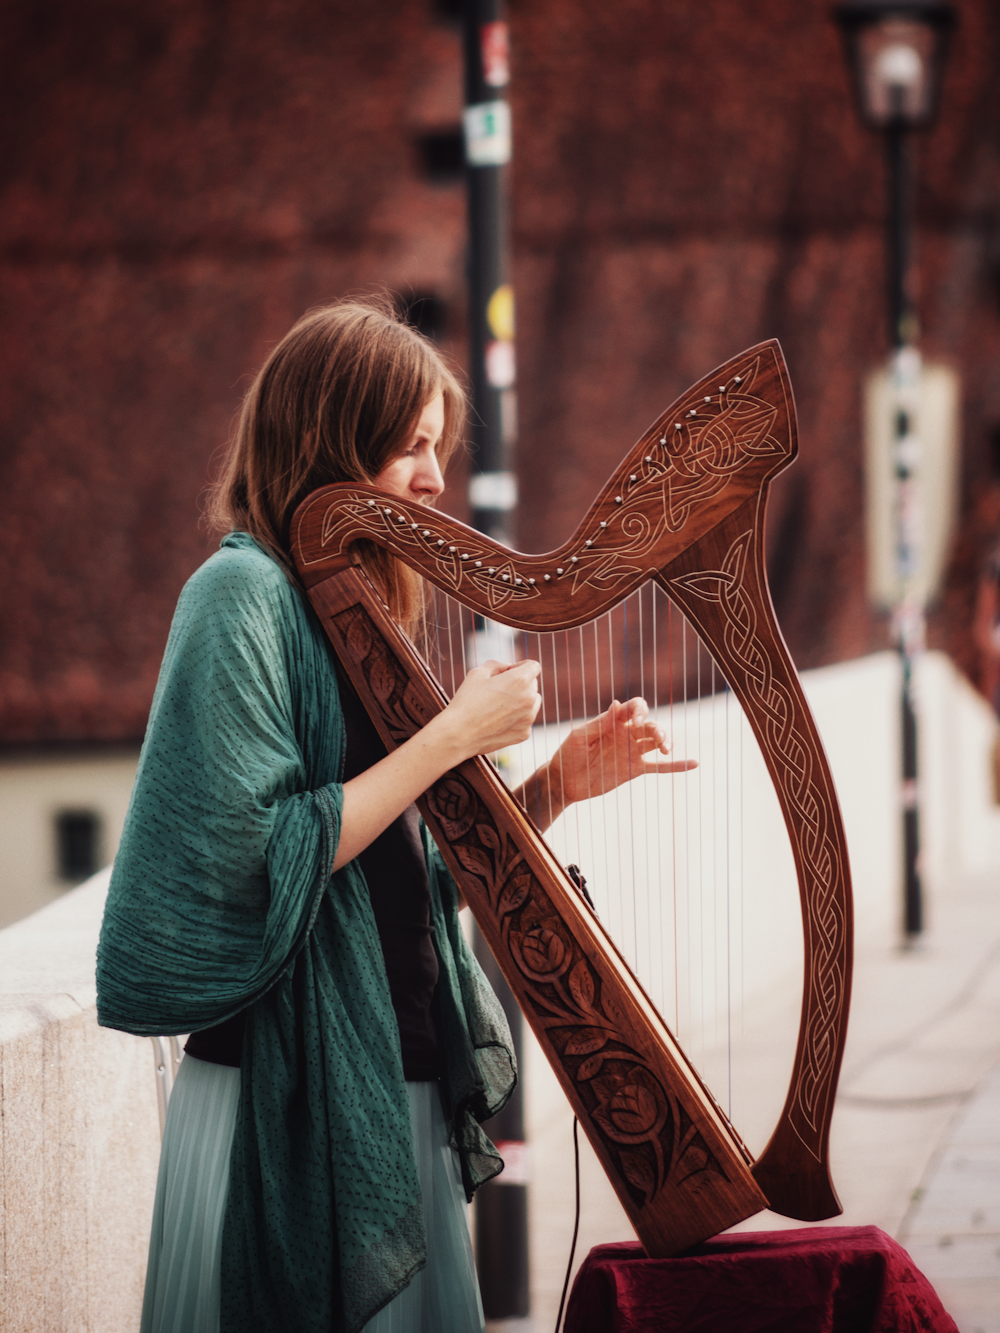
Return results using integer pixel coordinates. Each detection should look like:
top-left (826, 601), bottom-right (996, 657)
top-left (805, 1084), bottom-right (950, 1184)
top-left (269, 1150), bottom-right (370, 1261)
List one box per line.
top-left (462, 1), bottom-right (531, 1323)
top-left (885, 120), bottom-right (911, 351)
top-left (885, 115), bottom-right (923, 940)
top-left (464, 0), bottom-right (517, 544)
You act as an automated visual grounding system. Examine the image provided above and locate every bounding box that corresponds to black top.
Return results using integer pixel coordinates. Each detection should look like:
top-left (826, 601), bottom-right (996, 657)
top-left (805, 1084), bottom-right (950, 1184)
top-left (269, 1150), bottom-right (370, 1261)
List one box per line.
top-left (185, 668), bottom-right (442, 1078)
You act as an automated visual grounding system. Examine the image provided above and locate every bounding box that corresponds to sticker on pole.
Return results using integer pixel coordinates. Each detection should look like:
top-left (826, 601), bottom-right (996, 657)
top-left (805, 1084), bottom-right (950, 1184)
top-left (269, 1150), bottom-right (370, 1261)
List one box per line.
top-left (469, 471), bottom-right (518, 512)
top-left (480, 21), bottom-right (510, 88)
top-left (485, 339), bottom-right (515, 389)
top-left (464, 100), bottom-right (511, 167)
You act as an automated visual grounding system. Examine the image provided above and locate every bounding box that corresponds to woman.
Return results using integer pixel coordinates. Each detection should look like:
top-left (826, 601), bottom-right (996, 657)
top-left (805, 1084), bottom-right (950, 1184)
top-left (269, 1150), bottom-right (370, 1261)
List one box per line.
top-left (97, 299), bottom-right (689, 1333)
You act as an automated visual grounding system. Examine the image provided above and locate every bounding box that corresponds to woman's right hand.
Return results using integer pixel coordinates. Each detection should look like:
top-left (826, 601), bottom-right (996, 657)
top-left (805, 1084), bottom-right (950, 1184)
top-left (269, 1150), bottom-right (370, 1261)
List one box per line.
top-left (334, 659), bottom-right (540, 873)
top-left (435, 659), bottom-right (542, 763)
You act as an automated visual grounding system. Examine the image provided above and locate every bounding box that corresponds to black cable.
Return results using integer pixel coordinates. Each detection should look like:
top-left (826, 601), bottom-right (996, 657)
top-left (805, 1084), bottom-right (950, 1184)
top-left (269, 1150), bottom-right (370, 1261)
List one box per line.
top-left (555, 1116), bottom-right (581, 1333)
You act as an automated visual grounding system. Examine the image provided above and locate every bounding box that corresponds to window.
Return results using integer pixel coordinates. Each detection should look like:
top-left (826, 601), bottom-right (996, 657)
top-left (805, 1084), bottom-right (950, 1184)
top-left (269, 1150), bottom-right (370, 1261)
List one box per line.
top-left (55, 810), bottom-right (101, 883)
top-left (399, 292), bottom-right (448, 342)
top-left (416, 130), bottom-right (465, 183)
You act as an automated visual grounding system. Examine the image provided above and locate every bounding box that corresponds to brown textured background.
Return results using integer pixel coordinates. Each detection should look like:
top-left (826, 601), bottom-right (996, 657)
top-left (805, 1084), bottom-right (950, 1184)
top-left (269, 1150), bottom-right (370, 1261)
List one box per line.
top-left (1, 0), bottom-right (998, 744)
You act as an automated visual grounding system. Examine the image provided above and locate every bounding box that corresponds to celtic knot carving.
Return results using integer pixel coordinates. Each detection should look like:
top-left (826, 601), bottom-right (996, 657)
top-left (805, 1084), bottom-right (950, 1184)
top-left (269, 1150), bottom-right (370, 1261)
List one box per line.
top-left (666, 532), bottom-right (847, 1155)
top-left (302, 347), bottom-right (792, 619)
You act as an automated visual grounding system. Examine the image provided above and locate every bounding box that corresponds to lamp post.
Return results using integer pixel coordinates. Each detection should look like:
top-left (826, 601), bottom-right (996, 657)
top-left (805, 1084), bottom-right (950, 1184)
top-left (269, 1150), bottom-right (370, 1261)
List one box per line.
top-left (834, 0), bottom-right (955, 941)
top-left (462, 3), bottom-right (532, 1327)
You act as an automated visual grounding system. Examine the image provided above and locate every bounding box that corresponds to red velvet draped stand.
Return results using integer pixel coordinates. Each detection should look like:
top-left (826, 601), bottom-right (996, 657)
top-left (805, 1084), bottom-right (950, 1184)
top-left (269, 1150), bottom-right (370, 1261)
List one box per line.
top-left (564, 1228), bottom-right (958, 1333)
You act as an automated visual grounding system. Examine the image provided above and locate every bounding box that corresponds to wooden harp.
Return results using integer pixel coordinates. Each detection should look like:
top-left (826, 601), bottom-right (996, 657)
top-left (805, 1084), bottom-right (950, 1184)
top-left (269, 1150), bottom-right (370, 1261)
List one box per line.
top-left (290, 340), bottom-right (853, 1256)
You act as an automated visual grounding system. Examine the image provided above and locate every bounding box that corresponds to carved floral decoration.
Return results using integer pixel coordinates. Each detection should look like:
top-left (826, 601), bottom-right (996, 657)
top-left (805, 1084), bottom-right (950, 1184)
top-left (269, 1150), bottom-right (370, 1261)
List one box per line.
top-left (329, 601), bottom-right (733, 1210)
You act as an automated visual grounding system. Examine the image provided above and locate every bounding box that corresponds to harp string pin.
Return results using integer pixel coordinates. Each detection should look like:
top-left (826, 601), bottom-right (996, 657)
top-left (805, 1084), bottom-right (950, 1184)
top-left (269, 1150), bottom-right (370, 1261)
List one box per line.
top-left (734, 375), bottom-right (742, 383)
top-left (397, 515), bottom-right (406, 523)
top-left (488, 567), bottom-right (496, 574)
top-left (460, 553), bottom-right (469, 560)
top-left (436, 539), bottom-right (444, 546)
top-left (674, 423), bottom-right (682, 430)
top-left (629, 474), bottom-right (637, 482)
top-left (475, 560), bottom-right (482, 567)
top-left (501, 574), bottom-right (509, 581)
top-left (422, 530), bottom-right (431, 537)
top-left (719, 385), bottom-right (726, 392)
top-left (384, 507), bottom-right (392, 513)
top-left (644, 455), bottom-right (652, 462)
top-left (599, 520), bottom-right (607, 528)
top-left (703, 396), bottom-right (711, 402)
top-left (687, 409), bottom-right (696, 417)
top-left (528, 577), bottom-right (536, 584)
top-left (448, 545), bottom-right (456, 552)
top-left (515, 578), bottom-right (522, 585)
top-left (556, 568), bottom-right (563, 575)
top-left (585, 539), bottom-right (593, 547)
top-left (659, 436), bottom-right (667, 445)
top-left (367, 499), bottom-right (375, 507)
top-left (410, 522), bottom-right (418, 529)
top-left (570, 555), bottom-right (578, 562)
top-left (615, 495), bottom-right (623, 503)
top-left (544, 574), bottom-right (551, 581)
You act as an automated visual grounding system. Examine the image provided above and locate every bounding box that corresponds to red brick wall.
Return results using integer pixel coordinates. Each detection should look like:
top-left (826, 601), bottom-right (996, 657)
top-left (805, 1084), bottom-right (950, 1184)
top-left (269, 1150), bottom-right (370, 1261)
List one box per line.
top-left (1, 0), bottom-right (998, 743)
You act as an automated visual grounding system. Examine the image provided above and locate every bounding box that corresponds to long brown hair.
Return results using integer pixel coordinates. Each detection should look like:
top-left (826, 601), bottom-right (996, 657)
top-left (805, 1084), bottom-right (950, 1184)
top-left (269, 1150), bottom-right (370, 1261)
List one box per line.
top-left (208, 298), bottom-right (467, 626)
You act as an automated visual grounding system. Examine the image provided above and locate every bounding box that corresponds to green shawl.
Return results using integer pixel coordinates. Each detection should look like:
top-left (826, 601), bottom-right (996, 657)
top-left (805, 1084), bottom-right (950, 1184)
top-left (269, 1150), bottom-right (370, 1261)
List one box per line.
top-left (97, 533), bottom-right (515, 1332)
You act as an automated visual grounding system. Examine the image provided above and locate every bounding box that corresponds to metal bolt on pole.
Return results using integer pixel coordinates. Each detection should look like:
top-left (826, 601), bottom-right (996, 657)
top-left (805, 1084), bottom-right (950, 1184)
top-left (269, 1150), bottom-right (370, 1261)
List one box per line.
top-left (462, 1), bottom-right (532, 1326)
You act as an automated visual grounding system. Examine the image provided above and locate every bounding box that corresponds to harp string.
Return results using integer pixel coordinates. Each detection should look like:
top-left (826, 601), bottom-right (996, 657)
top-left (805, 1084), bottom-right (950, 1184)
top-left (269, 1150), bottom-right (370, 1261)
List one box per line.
top-left (420, 580), bottom-right (766, 1132)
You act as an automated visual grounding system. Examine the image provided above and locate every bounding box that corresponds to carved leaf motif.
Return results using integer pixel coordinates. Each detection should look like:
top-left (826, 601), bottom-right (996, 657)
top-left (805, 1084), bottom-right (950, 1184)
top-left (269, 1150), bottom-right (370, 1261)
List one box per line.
top-left (602, 989), bottom-right (631, 1036)
top-left (477, 823), bottom-right (501, 852)
top-left (576, 1053), bottom-right (605, 1081)
top-left (498, 874), bottom-right (531, 916)
top-left (345, 611), bottom-right (372, 661)
top-left (564, 1028), bottom-right (607, 1057)
top-left (402, 679), bottom-right (433, 726)
top-left (568, 959), bottom-right (596, 1014)
top-left (368, 648), bottom-right (396, 704)
top-left (455, 844), bottom-right (494, 886)
top-left (620, 1149), bottom-right (656, 1199)
top-left (679, 1142), bottom-right (708, 1174)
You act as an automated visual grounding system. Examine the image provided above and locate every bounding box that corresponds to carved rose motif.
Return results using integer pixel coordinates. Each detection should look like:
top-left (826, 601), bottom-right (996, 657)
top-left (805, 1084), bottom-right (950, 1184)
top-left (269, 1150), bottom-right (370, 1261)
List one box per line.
top-left (607, 1084), bottom-right (659, 1135)
top-left (592, 1078), bottom-right (667, 1146)
top-left (427, 777), bottom-right (476, 840)
top-left (518, 927), bottom-right (565, 976)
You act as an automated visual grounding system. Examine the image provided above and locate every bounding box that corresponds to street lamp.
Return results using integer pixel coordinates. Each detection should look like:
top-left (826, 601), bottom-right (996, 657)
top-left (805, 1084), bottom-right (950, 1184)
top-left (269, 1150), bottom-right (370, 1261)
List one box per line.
top-left (834, 0), bottom-right (956, 942)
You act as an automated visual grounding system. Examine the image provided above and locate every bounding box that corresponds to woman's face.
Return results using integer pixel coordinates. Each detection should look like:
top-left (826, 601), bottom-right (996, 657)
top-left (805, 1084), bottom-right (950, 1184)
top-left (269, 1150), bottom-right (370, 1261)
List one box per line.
top-left (373, 392), bottom-right (445, 503)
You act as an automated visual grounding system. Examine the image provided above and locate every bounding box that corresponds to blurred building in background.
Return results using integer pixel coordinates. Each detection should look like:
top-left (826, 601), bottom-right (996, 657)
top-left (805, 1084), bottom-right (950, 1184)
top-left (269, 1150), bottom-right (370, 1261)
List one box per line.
top-left (1, 0), bottom-right (999, 925)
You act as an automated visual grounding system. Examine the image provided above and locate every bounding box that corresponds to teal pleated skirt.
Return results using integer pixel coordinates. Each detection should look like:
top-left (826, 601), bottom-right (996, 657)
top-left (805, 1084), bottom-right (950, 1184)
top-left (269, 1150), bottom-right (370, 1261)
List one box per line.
top-left (141, 1056), bottom-right (485, 1333)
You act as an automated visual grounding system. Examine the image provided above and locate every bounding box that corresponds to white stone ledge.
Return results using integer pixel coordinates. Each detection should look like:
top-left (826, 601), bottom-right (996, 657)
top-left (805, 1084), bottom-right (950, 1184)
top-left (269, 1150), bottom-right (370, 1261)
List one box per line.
top-left (0, 866), bottom-right (161, 1333)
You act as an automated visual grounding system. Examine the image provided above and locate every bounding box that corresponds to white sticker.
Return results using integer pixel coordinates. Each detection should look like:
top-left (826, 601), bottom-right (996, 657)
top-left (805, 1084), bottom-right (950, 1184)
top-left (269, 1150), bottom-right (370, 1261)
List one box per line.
top-left (469, 471), bottom-right (518, 512)
top-left (485, 339), bottom-right (515, 389)
top-left (464, 100), bottom-right (512, 167)
top-left (493, 1139), bottom-right (529, 1185)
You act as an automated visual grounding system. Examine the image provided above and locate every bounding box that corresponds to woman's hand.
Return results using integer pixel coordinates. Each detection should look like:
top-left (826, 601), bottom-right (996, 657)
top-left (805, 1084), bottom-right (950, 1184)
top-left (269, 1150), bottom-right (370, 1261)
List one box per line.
top-left (333, 659), bottom-right (540, 872)
top-left (438, 659), bottom-right (543, 762)
top-left (514, 697), bottom-right (696, 832)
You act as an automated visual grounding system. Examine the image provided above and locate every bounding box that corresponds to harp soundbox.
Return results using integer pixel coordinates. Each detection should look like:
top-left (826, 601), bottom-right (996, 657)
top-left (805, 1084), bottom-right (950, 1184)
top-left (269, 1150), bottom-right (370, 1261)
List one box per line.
top-left (290, 340), bottom-right (853, 1256)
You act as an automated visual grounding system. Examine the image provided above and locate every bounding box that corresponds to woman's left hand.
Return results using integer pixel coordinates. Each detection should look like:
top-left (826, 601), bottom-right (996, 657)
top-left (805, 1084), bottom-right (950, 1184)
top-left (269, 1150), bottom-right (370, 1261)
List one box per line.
top-left (514, 697), bottom-right (696, 831)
